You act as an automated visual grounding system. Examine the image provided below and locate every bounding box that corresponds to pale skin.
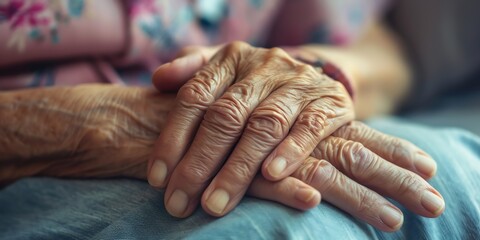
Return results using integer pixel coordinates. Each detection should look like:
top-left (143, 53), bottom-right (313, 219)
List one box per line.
top-left (0, 23), bottom-right (444, 232)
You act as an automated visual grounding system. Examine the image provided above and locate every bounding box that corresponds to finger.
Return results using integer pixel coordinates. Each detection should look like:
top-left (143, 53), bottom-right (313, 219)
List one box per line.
top-left (166, 45), bottom-right (303, 217)
top-left (292, 157), bottom-right (404, 232)
top-left (313, 136), bottom-right (445, 218)
top-left (152, 47), bottom-right (218, 92)
top-left (262, 87), bottom-right (354, 181)
top-left (160, 42), bottom-right (274, 217)
top-left (198, 62), bottom-right (352, 216)
top-left (164, 71), bottom-right (281, 217)
top-left (199, 85), bottom-right (308, 216)
top-left (148, 56), bottom-right (236, 189)
top-left (332, 121), bottom-right (437, 179)
top-left (246, 175), bottom-right (321, 211)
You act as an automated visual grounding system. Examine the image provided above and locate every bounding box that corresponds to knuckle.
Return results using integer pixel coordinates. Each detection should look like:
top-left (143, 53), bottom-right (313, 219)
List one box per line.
top-left (313, 136), bottom-right (340, 160)
top-left (297, 159), bottom-right (338, 192)
top-left (396, 171), bottom-right (424, 195)
top-left (226, 41), bottom-right (250, 52)
top-left (223, 159), bottom-right (257, 187)
top-left (296, 109), bottom-right (329, 136)
top-left (334, 121), bottom-right (366, 139)
top-left (286, 134), bottom-right (311, 155)
top-left (246, 108), bottom-right (290, 141)
top-left (177, 78), bottom-right (216, 110)
top-left (295, 158), bottom-right (321, 184)
top-left (342, 141), bottom-right (378, 181)
top-left (228, 81), bottom-right (257, 102)
top-left (315, 161), bottom-right (343, 193)
top-left (261, 47), bottom-right (296, 71)
top-left (176, 161), bottom-right (211, 185)
top-left (319, 79), bottom-right (349, 98)
top-left (389, 138), bottom-right (414, 164)
top-left (268, 47), bottom-right (289, 58)
top-left (203, 97), bottom-right (247, 135)
top-left (295, 63), bottom-right (318, 78)
top-left (354, 188), bottom-right (377, 217)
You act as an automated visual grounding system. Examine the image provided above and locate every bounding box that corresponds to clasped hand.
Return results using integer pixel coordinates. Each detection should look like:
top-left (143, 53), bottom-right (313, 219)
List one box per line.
top-left (147, 42), bottom-right (444, 232)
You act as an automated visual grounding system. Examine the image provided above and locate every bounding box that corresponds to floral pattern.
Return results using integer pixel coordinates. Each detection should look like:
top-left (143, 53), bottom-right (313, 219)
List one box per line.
top-left (0, 0), bottom-right (387, 90)
top-left (0, 0), bottom-right (85, 51)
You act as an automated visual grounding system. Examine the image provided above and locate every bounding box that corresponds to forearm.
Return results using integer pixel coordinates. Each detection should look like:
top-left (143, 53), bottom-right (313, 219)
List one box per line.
top-left (298, 22), bottom-right (412, 119)
top-left (0, 85), bottom-right (174, 185)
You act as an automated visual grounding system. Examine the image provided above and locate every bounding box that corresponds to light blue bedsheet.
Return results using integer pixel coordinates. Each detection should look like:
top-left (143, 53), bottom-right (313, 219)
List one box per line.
top-left (1, 118), bottom-right (479, 239)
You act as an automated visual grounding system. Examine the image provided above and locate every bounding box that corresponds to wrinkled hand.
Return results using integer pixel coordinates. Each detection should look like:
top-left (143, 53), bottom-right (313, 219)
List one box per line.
top-left (2, 85), bottom-right (443, 232)
top-left (249, 121), bottom-right (443, 232)
top-left (147, 41), bottom-right (355, 218)
top-left (147, 44), bottom-right (444, 231)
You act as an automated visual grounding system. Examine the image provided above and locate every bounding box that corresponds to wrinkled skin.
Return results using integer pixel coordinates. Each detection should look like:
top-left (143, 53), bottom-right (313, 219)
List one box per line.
top-left (150, 42), bottom-right (443, 231)
top-left (0, 84), bottom-right (444, 232)
top-left (0, 85), bottom-right (174, 182)
top-left (148, 42), bottom-right (356, 220)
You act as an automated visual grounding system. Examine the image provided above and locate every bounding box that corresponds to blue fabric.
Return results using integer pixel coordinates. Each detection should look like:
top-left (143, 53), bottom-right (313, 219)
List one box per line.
top-left (1, 118), bottom-right (479, 239)
top-left (403, 88), bottom-right (480, 136)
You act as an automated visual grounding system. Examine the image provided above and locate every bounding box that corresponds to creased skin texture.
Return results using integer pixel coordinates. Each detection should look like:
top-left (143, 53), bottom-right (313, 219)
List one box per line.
top-left (159, 42), bottom-right (355, 195)
top-left (0, 84), bottom-right (175, 185)
top-left (0, 84), bottom-right (443, 231)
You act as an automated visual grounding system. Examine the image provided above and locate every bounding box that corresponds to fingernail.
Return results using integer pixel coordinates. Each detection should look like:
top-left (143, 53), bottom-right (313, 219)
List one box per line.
top-left (167, 189), bottom-right (188, 217)
top-left (380, 206), bottom-right (403, 229)
top-left (148, 160), bottom-right (167, 187)
top-left (206, 188), bottom-right (230, 215)
top-left (421, 191), bottom-right (445, 215)
top-left (294, 188), bottom-right (320, 204)
top-left (267, 157), bottom-right (287, 178)
top-left (414, 155), bottom-right (437, 177)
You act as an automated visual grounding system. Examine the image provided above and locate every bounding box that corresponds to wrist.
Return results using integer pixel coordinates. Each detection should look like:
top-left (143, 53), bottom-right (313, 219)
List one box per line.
top-left (0, 85), bottom-right (175, 184)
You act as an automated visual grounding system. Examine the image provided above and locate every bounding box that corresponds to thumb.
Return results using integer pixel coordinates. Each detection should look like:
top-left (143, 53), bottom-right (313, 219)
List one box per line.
top-left (152, 46), bottom-right (218, 92)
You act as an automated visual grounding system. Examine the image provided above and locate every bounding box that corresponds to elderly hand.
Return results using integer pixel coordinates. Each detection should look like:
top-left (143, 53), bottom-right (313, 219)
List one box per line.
top-left (0, 85), bottom-right (442, 232)
top-left (248, 121), bottom-right (443, 232)
top-left (0, 85), bottom-right (174, 184)
top-left (148, 44), bottom-right (444, 231)
top-left (147, 41), bottom-right (355, 218)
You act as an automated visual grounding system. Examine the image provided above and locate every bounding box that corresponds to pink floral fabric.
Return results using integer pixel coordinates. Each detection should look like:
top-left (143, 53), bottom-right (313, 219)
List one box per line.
top-left (0, 0), bottom-right (389, 90)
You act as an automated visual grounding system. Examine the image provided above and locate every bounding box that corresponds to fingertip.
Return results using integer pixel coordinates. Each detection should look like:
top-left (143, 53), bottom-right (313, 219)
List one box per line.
top-left (152, 58), bottom-right (190, 92)
top-left (147, 159), bottom-right (168, 188)
top-left (262, 156), bottom-right (288, 181)
top-left (379, 205), bottom-right (404, 232)
top-left (421, 190), bottom-right (445, 217)
top-left (248, 175), bottom-right (321, 212)
top-left (153, 54), bottom-right (206, 92)
top-left (414, 154), bottom-right (437, 180)
top-left (202, 188), bottom-right (231, 217)
top-left (152, 63), bottom-right (173, 91)
top-left (294, 187), bottom-right (321, 210)
top-left (164, 189), bottom-right (191, 218)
